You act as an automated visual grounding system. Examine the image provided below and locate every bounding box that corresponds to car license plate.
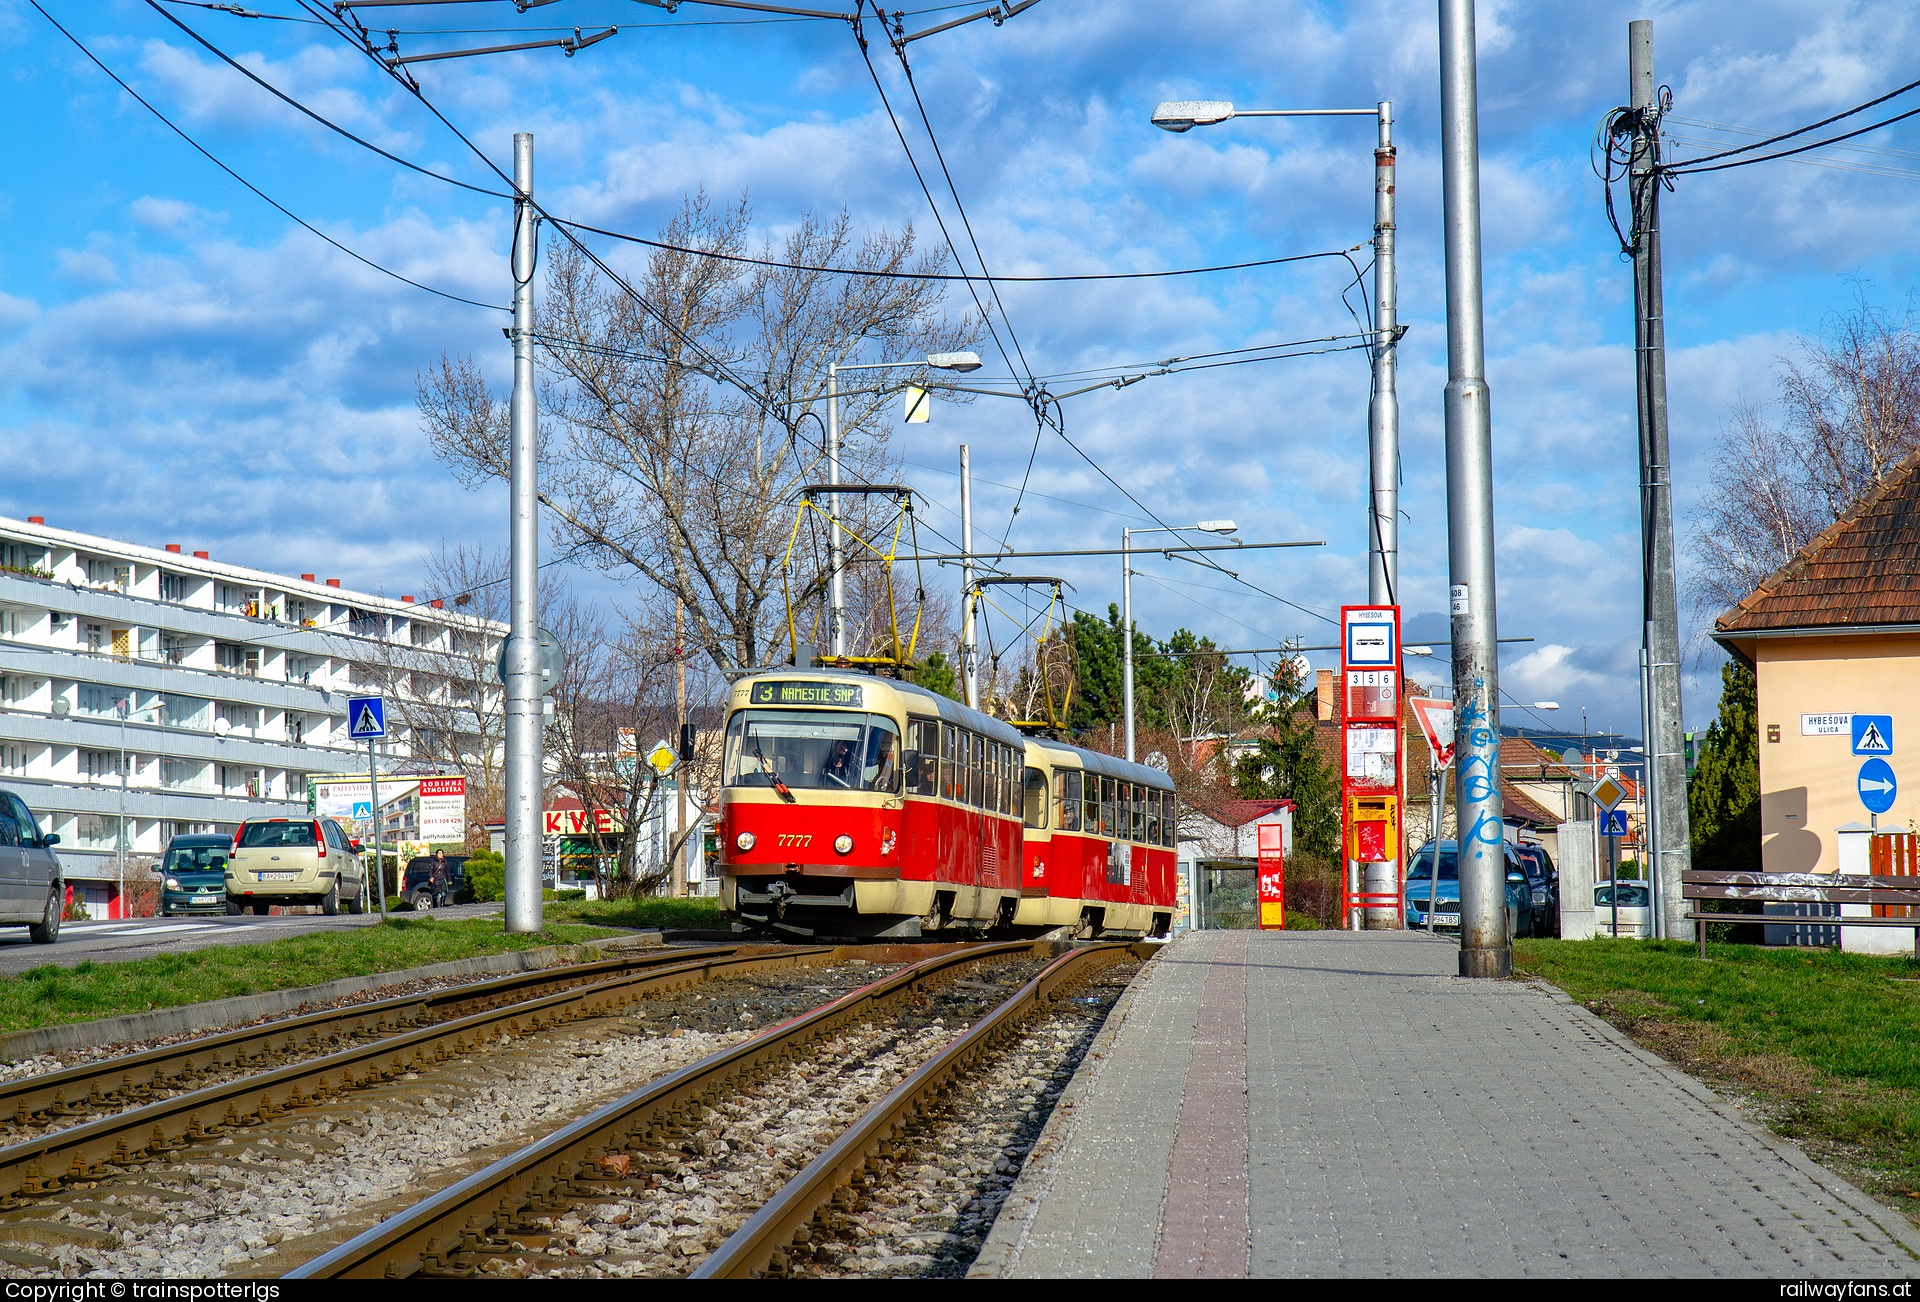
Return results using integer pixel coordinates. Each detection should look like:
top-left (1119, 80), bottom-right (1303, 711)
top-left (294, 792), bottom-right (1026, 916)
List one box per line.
top-left (191, 895), bottom-right (217, 904)
top-left (1434, 913), bottom-right (1460, 926)
top-left (260, 872), bottom-right (297, 882)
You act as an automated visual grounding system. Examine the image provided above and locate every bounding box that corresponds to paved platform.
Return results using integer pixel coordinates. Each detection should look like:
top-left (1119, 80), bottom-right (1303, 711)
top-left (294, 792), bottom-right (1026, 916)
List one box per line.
top-left (974, 929), bottom-right (1920, 1278)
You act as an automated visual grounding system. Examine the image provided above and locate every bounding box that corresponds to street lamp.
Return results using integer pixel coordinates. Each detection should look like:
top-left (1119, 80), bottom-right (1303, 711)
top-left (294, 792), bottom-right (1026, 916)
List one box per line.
top-left (824, 351), bottom-right (983, 658)
top-left (1151, 98), bottom-right (1401, 607)
top-left (1122, 520), bottom-right (1237, 762)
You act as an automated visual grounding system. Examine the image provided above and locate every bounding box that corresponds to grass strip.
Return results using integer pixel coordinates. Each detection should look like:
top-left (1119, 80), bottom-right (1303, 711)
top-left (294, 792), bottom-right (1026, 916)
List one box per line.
top-left (547, 895), bottom-right (723, 932)
top-left (1516, 937), bottom-right (1920, 1212)
top-left (0, 916), bottom-right (618, 1033)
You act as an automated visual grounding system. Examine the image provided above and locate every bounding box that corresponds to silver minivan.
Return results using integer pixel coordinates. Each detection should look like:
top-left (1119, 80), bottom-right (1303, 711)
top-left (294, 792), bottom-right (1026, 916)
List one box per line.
top-left (0, 789), bottom-right (63, 943)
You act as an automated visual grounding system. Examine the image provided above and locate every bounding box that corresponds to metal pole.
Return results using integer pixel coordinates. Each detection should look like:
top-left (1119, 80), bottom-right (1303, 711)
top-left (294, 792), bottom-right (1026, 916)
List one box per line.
top-left (959, 444), bottom-right (977, 708)
top-left (118, 706), bottom-right (127, 919)
top-left (827, 363), bottom-right (845, 659)
top-left (504, 131), bottom-right (543, 934)
top-left (674, 597), bottom-right (688, 898)
top-left (370, 736), bottom-right (386, 920)
top-left (1640, 636), bottom-right (1661, 937)
top-left (1439, 0), bottom-right (1508, 978)
top-left (1368, 100), bottom-right (1399, 606)
top-left (1629, 18), bottom-right (1693, 943)
top-left (1122, 527), bottom-right (1136, 763)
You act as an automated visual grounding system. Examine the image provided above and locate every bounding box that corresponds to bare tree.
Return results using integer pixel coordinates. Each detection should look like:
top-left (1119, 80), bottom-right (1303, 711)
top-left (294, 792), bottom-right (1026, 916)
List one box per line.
top-left (420, 194), bottom-right (977, 674)
top-left (542, 602), bottom-right (725, 898)
top-left (1693, 294), bottom-right (1920, 614)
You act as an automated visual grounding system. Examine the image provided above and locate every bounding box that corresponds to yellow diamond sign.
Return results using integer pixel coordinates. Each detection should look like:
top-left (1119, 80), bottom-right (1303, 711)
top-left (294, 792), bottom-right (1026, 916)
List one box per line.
top-left (1590, 774), bottom-right (1627, 812)
top-left (646, 742), bottom-right (678, 776)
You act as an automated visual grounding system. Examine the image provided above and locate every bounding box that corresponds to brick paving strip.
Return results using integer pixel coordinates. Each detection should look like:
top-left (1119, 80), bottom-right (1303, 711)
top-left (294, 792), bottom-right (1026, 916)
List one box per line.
top-left (1152, 929), bottom-right (1249, 1278)
top-left (976, 930), bottom-right (1920, 1278)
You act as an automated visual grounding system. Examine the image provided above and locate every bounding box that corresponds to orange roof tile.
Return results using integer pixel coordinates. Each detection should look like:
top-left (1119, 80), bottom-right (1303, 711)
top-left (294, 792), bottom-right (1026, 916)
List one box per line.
top-left (1717, 447), bottom-right (1920, 633)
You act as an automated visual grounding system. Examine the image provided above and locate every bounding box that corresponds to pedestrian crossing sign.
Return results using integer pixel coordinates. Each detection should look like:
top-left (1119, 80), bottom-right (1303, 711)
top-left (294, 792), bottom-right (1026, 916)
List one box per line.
top-left (1853, 714), bottom-right (1893, 756)
top-left (347, 695), bottom-right (387, 741)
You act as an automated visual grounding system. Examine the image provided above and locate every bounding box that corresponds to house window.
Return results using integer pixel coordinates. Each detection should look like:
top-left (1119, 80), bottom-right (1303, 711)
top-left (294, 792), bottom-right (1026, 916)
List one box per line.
top-left (0, 745), bottom-right (26, 776)
top-left (0, 608), bottom-right (27, 639)
top-left (0, 543), bottom-right (50, 577)
top-left (160, 572), bottom-right (191, 602)
top-left (84, 622), bottom-right (104, 653)
top-left (160, 634), bottom-right (186, 665)
top-left (76, 684), bottom-right (121, 718)
top-left (74, 814), bottom-right (118, 849)
top-left (161, 759), bottom-right (205, 789)
top-left (81, 750), bottom-right (119, 781)
top-left (161, 695), bottom-right (209, 731)
top-left (215, 643), bottom-right (259, 676)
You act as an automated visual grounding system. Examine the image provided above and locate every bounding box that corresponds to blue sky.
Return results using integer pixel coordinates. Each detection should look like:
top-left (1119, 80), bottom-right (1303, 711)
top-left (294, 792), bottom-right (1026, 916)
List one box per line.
top-left (5, 0), bottom-right (1920, 740)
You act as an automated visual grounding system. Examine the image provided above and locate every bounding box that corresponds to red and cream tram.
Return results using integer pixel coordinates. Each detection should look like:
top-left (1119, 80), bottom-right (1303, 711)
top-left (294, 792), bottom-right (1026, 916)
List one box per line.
top-left (716, 669), bottom-right (1179, 939)
top-left (1017, 737), bottom-right (1177, 939)
top-left (718, 670), bottom-right (1028, 938)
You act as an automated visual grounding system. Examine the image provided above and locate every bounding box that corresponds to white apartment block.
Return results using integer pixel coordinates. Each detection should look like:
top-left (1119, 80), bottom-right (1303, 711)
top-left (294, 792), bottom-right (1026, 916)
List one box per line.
top-left (0, 514), bottom-right (504, 913)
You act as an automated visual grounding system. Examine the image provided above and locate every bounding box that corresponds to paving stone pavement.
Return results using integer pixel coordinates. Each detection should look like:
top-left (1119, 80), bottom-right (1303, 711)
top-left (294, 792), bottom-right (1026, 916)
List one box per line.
top-left (973, 929), bottom-right (1920, 1278)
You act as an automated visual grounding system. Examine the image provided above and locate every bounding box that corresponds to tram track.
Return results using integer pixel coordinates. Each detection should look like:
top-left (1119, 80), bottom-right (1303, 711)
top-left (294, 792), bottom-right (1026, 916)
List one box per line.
top-left (287, 940), bottom-right (1146, 1280)
top-left (0, 945), bottom-right (842, 1210)
top-left (0, 945), bottom-right (761, 1141)
top-left (0, 951), bottom-right (914, 1276)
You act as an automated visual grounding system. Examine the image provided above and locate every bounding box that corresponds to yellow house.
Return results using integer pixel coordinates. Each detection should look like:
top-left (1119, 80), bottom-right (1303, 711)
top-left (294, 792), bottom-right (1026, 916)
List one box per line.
top-left (1714, 455), bottom-right (1920, 875)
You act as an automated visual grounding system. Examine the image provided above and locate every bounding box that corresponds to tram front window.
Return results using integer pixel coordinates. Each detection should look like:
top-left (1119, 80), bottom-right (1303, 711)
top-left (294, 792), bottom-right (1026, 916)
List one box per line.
top-left (722, 710), bottom-right (902, 793)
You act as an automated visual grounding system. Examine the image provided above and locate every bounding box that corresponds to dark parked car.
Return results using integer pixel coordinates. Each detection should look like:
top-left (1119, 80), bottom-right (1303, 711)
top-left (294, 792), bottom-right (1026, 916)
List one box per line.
top-left (160, 834), bottom-right (230, 916)
top-left (1513, 843), bottom-right (1561, 938)
top-left (1404, 839), bottom-right (1536, 938)
top-left (404, 853), bottom-right (468, 910)
top-left (0, 787), bottom-right (63, 943)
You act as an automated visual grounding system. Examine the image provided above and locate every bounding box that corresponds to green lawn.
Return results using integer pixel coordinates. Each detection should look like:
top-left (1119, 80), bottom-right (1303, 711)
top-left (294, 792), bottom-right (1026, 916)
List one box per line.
top-left (0, 916), bottom-right (619, 1034)
top-left (547, 895), bottom-right (723, 932)
top-left (1516, 937), bottom-right (1920, 1207)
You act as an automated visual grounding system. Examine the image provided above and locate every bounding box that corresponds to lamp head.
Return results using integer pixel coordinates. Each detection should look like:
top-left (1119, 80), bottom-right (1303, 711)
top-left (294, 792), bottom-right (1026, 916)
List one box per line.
top-left (1152, 100), bottom-right (1235, 133)
top-left (926, 351), bottom-right (982, 373)
top-left (1532, 701), bottom-right (1561, 710)
top-left (1196, 519), bottom-right (1238, 535)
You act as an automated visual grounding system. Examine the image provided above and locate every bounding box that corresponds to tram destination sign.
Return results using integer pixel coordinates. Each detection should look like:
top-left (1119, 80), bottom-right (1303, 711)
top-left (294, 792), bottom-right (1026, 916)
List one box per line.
top-left (749, 680), bottom-right (865, 707)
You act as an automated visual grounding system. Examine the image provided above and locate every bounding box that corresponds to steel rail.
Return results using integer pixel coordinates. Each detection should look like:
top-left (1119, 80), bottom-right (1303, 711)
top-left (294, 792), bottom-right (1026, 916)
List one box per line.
top-left (0, 946), bottom-right (840, 1207)
top-left (287, 940), bottom-right (1050, 1279)
top-left (693, 941), bottom-right (1147, 1278)
top-left (0, 945), bottom-right (749, 1131)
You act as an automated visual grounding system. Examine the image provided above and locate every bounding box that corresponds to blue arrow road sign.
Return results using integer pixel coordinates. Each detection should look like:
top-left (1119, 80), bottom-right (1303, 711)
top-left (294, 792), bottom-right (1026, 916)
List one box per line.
top-left (1600, 808), bottom-right (1629, 838)
top-left (1859, 757), bottom-right (1898, 815)
top-left (1853, 714), bottom-right (1894, 756)
top-left (347, 695), bottom-right (387, 741)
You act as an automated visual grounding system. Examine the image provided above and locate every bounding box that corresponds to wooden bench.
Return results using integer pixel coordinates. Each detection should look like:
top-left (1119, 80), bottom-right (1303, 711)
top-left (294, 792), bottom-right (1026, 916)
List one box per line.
top-left (1682, 869), bottom-right (1920, 957)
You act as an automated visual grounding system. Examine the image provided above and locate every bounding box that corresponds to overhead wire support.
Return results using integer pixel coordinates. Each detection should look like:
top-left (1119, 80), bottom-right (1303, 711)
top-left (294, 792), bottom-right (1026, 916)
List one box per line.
top-left (383, 26), bottom-right (617, 65)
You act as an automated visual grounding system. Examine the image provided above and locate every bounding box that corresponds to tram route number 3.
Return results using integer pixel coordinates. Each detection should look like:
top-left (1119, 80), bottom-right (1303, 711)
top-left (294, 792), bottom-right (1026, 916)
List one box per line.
top-left (777, 833), bottom-right (813, 848)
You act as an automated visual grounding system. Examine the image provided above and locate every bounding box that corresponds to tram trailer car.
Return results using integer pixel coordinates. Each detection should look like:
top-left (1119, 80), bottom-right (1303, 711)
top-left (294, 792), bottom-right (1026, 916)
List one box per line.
top-left (1018, 737), bottom-right (1177, 939)
top-left (719, 671), bottom-right (1027, 938)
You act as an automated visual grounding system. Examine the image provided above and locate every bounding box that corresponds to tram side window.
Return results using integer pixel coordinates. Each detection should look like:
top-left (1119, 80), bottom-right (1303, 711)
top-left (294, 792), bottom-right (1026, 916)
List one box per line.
top-left (1146, 788), bottom-right (1160, 846)
top-left (998, 745), bottom-right (1012, 815)
top-left (907, 719), bottom-right (937, 796)
top-left (1133, 784), bottom-right (1147, 843)
top-left (1164, 791), bottom-right (1180, 846)
top-left (1082, 773), bottom-right (1098, 835)
top-left (1055, 769), bottom-right (1081, 831)
top-left (1100, 775), bottom-right (1116, 838)
top-left (967, 732), bottom-right (983, 809)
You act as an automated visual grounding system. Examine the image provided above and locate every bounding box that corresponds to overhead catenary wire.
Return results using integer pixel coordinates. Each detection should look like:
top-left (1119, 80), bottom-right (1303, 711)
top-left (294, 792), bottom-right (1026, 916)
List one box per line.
top-left (31, 2), bottom-right (506, 313)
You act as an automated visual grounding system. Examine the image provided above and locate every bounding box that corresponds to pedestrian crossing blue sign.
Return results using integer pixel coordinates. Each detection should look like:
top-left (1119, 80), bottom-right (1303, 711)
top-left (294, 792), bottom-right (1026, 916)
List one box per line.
top-left (347, 695), bottom-right (387, 741)
top-left (351, 801), bottom-right (373, 820)
top-left (1853, 714), bottom-right (1893, 756)
top-left (1600, 808), bottom-right (1629, 838)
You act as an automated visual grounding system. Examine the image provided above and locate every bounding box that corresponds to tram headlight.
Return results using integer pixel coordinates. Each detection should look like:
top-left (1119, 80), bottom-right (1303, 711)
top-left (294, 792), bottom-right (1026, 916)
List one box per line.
top-left (735, 831), bottom-right (756, 852)
top-left (833, 834), bottom-right (854, 855)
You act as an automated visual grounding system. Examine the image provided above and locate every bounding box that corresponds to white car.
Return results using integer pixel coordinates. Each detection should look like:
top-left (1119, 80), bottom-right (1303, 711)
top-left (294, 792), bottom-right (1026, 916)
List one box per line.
top-left (1595, 880), bottom-right (1651, 938)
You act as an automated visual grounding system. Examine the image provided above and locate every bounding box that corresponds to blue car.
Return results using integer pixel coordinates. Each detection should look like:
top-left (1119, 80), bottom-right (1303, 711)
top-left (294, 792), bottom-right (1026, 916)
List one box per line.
top-left (1404, 840), bottom-right (1537, 938)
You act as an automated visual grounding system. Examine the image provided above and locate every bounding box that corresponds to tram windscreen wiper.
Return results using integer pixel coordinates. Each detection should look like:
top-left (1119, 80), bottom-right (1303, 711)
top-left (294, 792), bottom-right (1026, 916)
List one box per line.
top-left (753, 741), bottom-right (796, 804)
